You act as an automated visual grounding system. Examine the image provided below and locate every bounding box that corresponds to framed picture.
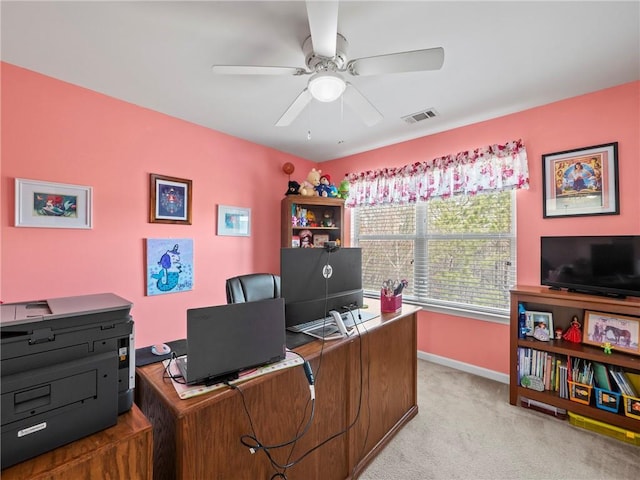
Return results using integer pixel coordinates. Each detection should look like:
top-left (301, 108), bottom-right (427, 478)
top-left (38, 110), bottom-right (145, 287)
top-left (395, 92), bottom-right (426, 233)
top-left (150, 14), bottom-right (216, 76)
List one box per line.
top-left (542, 142), bottom-right (619, 218)
top-left (313, 234), bottom-right (330, 247)
top-left (15, 178), bottom-right (92, 229)
top-left (145, 238), bottom-right (194, 296)
top-left (217, 205), bottom-right (251, 237)
top-left (149, 174), bottom-right (192, 224)
top-left (583, 310), bottom-right (639, 356)
top-left (525, 311), bottom-right (553, 340)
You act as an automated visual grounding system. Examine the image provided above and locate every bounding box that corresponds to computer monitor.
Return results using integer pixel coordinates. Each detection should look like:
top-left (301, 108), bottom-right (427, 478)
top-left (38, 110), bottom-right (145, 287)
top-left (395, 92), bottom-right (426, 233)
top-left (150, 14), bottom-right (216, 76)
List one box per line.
top-left (184, 298), bottom-right (286, 385)
top-left (280, 247), bottom-right (363, 329)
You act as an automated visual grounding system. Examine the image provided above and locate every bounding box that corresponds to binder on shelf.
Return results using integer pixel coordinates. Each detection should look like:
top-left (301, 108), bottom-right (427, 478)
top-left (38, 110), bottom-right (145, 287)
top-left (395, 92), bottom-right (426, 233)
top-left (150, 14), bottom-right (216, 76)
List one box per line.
top-left (593, 362), bottom-right (611, 391)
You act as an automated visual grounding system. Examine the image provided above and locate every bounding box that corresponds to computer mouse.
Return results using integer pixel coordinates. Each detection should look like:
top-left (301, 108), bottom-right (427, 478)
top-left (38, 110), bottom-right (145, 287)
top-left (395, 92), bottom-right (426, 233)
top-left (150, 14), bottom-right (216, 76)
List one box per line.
top-left (150, 343), bottom-right (171, 356)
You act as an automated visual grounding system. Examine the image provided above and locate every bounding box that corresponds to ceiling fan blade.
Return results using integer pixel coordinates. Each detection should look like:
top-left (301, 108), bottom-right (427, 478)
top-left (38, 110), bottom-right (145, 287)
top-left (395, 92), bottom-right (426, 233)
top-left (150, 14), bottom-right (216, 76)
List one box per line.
top-left (275, 89), bottom-right (313, 127)
top-left (306, 0), bottom-right (339, 58)
top-left (342, 83), bottom-right (383, 126)
top-left (347, 47), bottom-right (445, 76)
top-left (212, 65), bottom-right (306, 76)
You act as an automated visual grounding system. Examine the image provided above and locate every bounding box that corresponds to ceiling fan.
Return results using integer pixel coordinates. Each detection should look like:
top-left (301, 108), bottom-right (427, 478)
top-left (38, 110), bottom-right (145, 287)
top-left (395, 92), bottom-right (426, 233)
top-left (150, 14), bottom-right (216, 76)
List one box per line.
top-left (211, 1), bottom-right (444, 127)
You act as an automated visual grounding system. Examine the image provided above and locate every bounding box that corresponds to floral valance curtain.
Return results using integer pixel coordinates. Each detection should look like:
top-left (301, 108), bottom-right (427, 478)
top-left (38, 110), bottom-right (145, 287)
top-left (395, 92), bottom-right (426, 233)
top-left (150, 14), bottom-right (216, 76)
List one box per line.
top-left (345, 139), bottom-right (529, 207)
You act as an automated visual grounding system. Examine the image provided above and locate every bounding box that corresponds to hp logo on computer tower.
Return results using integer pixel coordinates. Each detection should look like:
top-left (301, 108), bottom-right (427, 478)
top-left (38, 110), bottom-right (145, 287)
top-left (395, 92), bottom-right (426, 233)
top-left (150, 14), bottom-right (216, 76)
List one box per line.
top-left (322, 265), bottom-right (333, 279)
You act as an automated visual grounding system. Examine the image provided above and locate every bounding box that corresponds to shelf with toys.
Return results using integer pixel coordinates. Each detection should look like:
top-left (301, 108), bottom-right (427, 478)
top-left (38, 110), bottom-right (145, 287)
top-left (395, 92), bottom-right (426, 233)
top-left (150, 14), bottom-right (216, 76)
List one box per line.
top-left (510, 286), bottom-right (640, 434)
top-left (281, 168), bottom-right (348, 248)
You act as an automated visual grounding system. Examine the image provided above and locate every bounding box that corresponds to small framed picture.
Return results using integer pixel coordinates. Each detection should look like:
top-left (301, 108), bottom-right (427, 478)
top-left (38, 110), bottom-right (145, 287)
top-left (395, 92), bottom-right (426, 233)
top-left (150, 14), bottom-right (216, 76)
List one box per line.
top-left (149, 173), bottom-right (192, 224)
top-left (525, 311), bottom-right (554, 341)
top-left (217, 205), bottom-right (251, 237)
top-left (15, 178), bottom-right (93, 229)
top-left (313, 234), bottom-right (330, 247)
top-left (583, 310), bottom-right (639, 356)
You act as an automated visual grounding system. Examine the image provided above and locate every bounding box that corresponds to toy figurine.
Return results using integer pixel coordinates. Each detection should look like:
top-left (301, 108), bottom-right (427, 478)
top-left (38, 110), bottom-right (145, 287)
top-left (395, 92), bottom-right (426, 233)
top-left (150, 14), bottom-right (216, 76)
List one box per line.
top-left (603, 342), bottom-right (613, 354)
top-left (562, 316), bottom-right (582, 343)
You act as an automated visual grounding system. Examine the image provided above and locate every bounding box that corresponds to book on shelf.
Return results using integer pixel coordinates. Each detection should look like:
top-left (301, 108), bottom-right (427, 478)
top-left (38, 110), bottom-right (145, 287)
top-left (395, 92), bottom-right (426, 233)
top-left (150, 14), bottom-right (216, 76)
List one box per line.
top-left (609, 368), bottom-right (639, 397)
top-left (518, 346), bottom-right (563, 394)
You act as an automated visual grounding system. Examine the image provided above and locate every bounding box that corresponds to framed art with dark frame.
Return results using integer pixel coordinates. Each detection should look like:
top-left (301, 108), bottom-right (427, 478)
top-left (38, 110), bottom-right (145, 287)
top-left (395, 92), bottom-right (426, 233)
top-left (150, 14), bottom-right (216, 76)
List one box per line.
top-left (149, 173), bottom-right (192, 224)
top-left (542, 142), bottom-right (619, 218)
top-left (15, 178), bottom-right (93, 229)
top-left (583, 310), bottom-right (639, 356)
top-left (217, 205), bottom-right (251, 237)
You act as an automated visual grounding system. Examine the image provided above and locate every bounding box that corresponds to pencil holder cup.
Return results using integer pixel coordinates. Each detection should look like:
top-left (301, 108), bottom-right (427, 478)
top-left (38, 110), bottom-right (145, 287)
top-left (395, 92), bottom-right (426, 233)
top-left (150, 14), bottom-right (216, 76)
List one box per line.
top-left (381, 291), bottom-right (402, 313)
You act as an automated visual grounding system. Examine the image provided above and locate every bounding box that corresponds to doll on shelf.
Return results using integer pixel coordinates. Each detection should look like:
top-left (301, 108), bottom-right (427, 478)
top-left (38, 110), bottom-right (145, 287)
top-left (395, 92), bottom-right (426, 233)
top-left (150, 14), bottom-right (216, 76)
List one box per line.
top-left (562, 316), bottom-right (582, 343)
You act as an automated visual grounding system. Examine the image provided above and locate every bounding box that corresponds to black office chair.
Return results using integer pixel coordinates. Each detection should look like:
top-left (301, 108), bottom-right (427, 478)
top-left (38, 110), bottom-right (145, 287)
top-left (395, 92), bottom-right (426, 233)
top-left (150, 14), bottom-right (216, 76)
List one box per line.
top-left (225, 273), bottom-right (281, 304)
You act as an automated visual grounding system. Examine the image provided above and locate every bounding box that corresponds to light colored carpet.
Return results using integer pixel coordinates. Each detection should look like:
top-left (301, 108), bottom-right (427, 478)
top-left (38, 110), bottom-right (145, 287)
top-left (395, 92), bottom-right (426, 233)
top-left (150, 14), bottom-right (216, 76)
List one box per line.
top-left (359, 360), bottom-right (640, 480)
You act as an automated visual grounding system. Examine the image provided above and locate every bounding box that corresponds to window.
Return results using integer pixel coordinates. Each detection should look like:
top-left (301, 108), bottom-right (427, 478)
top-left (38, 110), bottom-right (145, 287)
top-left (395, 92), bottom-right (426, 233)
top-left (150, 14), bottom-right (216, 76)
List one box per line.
top-left (352, 190), bottom-right (516, 320)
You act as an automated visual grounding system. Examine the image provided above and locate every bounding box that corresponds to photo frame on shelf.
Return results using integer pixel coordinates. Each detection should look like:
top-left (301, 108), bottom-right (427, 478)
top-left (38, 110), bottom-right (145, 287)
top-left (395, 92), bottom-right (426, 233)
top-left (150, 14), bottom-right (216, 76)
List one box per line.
top-left (217, 205), bottom-right (251, 237)
top-left (542, 142), bottom-right (619, 218)
top-left (583, 310), bottom-right (639, 356)
top-left (313, 234), bottom-right (330, 247)
top-left (149, 174), bottom-right (192, 224)
top-left (525, 310), bottom-right (553, 341)
top-left (15, 178), bottom-right (93, 229)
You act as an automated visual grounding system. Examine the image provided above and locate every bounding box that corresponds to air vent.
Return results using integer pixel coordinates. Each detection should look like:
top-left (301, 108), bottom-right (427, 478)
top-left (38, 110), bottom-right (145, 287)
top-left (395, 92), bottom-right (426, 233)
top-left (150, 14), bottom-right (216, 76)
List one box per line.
top-left (402, 108), bottom-right (439, 124)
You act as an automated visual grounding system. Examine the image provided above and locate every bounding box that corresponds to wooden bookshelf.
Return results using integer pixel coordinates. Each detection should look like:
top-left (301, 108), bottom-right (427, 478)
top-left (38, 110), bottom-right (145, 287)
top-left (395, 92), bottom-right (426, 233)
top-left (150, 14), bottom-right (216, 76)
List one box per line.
top-left (281, 196), bottom-right (345, 248)
top-left (510, 286), bottom-right (640, 432)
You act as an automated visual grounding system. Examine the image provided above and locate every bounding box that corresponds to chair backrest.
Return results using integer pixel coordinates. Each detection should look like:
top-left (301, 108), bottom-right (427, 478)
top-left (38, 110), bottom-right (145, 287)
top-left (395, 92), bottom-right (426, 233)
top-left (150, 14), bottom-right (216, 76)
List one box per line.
top-left (225, 273), bottom-right (281, 304)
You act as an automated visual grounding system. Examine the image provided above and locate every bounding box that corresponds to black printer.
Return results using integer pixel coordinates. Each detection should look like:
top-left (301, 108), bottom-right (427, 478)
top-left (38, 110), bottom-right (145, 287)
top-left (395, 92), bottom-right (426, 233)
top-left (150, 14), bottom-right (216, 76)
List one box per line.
top-left (1, 293), bottom-right (135, 469)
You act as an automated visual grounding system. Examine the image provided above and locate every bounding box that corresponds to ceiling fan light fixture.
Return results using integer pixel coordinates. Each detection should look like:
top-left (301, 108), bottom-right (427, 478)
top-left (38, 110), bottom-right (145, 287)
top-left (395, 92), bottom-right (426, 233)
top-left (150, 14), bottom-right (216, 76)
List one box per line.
top-left (308, 72), bottom-right (346, 102)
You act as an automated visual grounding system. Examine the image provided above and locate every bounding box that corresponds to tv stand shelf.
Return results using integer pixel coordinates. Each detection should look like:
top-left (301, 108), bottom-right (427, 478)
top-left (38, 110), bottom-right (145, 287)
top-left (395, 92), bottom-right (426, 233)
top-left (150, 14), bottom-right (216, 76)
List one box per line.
top-left (510, 286), bottom-right (640, 433)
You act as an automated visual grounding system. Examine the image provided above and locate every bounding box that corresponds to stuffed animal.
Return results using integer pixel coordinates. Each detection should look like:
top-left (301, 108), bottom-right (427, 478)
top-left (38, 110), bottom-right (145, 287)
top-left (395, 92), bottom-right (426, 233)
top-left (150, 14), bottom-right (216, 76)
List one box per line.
top-left (337, 178), bottom-right (350, 200)
top-left (321, 209), bottom-right (334, 227)
top-left (316, 174), bottom-right (339, 197)
top-left (285, 180), bottom-right (300, 196)
top-left (299, 168), bottom-right (321, 196)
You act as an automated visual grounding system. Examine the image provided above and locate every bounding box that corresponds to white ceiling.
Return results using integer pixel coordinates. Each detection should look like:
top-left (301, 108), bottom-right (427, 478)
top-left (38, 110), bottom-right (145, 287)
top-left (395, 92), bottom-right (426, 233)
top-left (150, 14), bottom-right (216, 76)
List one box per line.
top-left (2, 1), bottom-right (639, 162)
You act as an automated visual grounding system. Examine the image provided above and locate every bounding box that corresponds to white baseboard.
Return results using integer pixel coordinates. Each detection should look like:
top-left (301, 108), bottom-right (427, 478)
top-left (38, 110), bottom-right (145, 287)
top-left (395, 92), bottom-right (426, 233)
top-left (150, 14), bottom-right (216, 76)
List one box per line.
top-left (417, 351), bottom-right (509, 384)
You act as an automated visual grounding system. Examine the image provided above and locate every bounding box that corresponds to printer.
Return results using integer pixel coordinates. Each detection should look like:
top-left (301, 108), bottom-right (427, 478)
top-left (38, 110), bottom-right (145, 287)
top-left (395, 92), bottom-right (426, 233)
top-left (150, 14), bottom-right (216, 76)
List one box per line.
top-left (1, 293), bottom-right (135, 469)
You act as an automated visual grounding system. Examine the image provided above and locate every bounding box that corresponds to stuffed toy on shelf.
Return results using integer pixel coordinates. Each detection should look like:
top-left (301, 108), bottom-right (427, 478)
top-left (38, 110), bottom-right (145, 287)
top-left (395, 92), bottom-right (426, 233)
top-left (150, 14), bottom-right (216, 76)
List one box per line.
top-left (337, 177), bottom-right (350, 200)
top-left (316, 174), bottom-right (338, 198)
top-left (299, 168), bottom-right (321, 196)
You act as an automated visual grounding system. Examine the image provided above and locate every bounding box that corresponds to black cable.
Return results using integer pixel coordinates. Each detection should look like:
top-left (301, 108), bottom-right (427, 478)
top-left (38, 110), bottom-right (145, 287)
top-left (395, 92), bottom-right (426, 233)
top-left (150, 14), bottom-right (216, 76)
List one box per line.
top-left (228, 361), bottom-right (317, 477)
top-left (232, 250), bottom-right (370, 474)
top-left (162, 351), bottom-right (187, 384)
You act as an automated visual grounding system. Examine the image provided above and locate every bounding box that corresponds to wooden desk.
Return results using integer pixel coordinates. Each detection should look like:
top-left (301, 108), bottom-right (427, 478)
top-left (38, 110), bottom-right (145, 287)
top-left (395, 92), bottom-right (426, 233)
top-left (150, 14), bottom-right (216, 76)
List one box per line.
top-left (136, 303), bottom-right (419, 480)
top-left (2, 404), bottom-right (153, 480)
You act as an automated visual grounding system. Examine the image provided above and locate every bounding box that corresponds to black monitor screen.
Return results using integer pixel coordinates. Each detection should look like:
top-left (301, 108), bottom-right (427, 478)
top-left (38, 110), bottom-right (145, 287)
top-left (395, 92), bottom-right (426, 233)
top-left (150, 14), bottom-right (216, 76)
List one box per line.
top-left (540, 235), bottom-right (640, 297)
top-left (280, 247), bottom-right (363, 328)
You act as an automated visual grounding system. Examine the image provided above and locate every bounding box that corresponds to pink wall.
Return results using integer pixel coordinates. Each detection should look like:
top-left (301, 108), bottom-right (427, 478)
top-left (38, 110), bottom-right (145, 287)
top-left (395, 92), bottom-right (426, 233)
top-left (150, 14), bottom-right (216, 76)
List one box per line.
top-left (1, 63), bottom-right (315, 346)
top-left (2, 62), bottom-right (638, 375)
top-left (322, 81), bottom-right (640, 373)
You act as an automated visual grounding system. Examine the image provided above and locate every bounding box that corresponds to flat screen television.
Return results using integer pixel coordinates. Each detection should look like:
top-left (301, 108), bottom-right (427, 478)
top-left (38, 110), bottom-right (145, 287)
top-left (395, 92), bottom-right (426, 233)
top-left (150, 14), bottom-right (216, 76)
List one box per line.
top-left (540, 236), bottom-right (640, 298)
top-left (280, 247), bottom-right (363, 328)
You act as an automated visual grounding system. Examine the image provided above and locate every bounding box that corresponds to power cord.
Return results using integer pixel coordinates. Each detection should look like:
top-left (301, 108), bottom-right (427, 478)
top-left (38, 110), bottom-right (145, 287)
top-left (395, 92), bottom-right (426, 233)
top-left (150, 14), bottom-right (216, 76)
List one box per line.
top-left (232, 250), bottom-right (370, 477)
top-left (228, 359), bottom-right (317, 478)
top-left (162, 351), bottom-right (187, 384)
